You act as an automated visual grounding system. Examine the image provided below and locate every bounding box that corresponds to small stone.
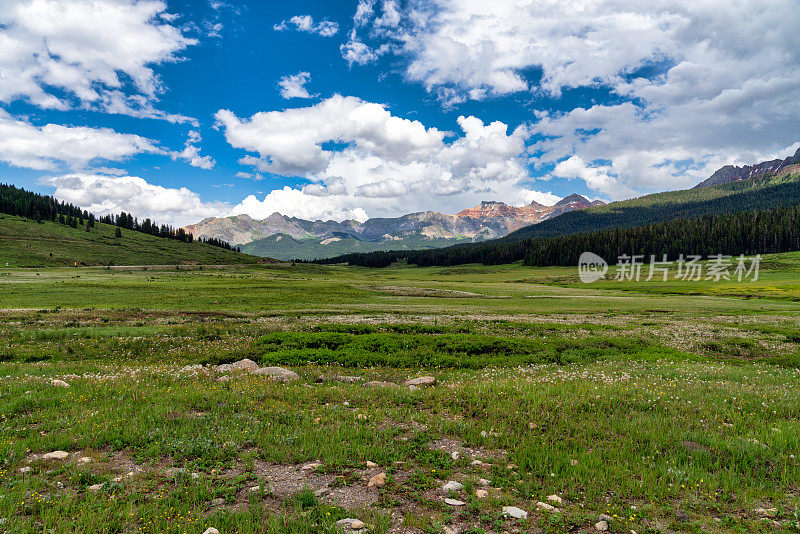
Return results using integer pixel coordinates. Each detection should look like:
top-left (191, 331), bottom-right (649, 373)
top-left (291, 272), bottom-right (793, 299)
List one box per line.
top-left (365, 461), bottom-right (377, 468)
top-left (547, 494), bottom-right (563, 505)
top-left (88, 483), bottom-right (104, 491)
top-left (42, 451), bottom-right (69, 461)
top-left (249, 485), bottom-right (260, 492)
top-left (443, 527), bottom-right (461, 534)
top-left (78, 457), bottom-right (92, 464)
top-left (570, 459), bottom-right (579, 466)
top-left (599, 514), bottom-right (613, 522)
top-left (367, 472), bottom-right (386, 487)
top-left (450, 451), bottom-right (460, 460)
top-left (595, 520), bottom-right (609, 532)
top-left (471, 459), bottom-right (483, 466)
top-left (19, 467), bottom-right (32, 473)
top-left (502, 506), bottom-right (528, 519)
top-left (336, 518), bottom-right (365, 531)
top-left (527, 422), bottom-right (537, 429)
top-left (343, 401), bottom-right (350, 407)
top-left (444, 498), bottom-right (465, 506)
top-left (536, 501), bottom-right (556, 511)
top-left (442, 481), bottom-right (464, 492)
top-left (252, 366), bottom-right (299, 382)
top-left (302, 462), bottom-right (322, 471)
top-left (477, 478), bottom-right (491, 486)
top-left (506, 464), bottom-right (517, 470)
top-left (202, 529), bottom-right (220, 534)
top-left (363, 381), bottom-right (400, 389)
top-left (50, 379), bottom-right (70, 388)
top-left (403, 376), bottom-right (436, 388)
top-left (475, 489), bottom-right (488, 498)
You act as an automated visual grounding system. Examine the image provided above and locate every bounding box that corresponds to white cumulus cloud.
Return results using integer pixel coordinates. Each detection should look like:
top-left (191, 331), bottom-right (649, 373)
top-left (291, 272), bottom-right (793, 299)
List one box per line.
top-left (0, 109), bottom-right (163, 170)
top-left (42, 173), bottom-right (229, 227)
top-left (346, 0), bottom-right (800, 199)
top-left (215, 95), bottom-right (557, 221)
top-left (274, 15), bottom-right (339, 37)
top-left (278, 72), bottom-right (315, 99)
top-left (0, 0), bottom-right (197, 121)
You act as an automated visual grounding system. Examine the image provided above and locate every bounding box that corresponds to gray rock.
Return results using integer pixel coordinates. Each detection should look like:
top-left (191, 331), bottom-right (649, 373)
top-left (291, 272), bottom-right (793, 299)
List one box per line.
top-left (252, 366), bottom-right (299, 382)
top-left (202, 529), bottom-right (220, 534)
top-left (595, 520), bottom-right (609, 532)
top-left (403, 376), bottom-right (436, 387)
top-left (442, 481), bottom-right (464, 492)
top-left (215, 359), bottom-right (258, 372)
top-left (336, 518), bottom-right (365, 531)
top-left (444, 498), bottom-right (465, 506)
top-left (42, 451), bottom-right (69, 460)
top-left (50, 379), bottom-right (70, 388)
top-left (502, 506), bottom-right (528, 519)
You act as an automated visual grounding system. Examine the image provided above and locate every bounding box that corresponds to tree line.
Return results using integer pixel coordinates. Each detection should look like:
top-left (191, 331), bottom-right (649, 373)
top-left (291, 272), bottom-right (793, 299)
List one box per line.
top-left (0, 183), bottom-right (238, 251)
top-left (315, 203), bottom-right (800, 268)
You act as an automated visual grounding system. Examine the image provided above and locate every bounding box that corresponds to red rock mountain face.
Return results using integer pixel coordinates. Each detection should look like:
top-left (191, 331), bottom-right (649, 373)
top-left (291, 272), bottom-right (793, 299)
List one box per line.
top-left (455, 195), bottom-right (601, 234)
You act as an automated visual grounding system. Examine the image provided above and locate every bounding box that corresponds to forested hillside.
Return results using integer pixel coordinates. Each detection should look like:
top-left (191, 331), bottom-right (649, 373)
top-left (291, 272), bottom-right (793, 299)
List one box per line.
top-left (319, 172), bottom-right (800, 268)
top-left (0, 183), bottom-right (236, 250)
top-left (0, 184), bottom-right (259, 267)
top-left (504, 169), bottom-right (800, 240)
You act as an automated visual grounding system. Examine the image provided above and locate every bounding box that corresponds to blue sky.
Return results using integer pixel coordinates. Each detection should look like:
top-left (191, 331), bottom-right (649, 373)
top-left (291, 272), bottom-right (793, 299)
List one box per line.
top-left (0, 0), bottom-right (798, 225)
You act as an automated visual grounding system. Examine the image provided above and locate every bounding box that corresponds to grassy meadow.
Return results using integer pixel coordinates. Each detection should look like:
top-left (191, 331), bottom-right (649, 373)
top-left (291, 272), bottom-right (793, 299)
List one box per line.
top-left (1, 255), bottom-right (800, 533)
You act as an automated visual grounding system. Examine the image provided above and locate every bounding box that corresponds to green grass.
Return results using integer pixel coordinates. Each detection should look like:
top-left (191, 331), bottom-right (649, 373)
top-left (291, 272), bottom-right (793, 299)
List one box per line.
top-left (0, 214), bottom-right (260, 267)
top-left (1, 253), bottom-right (800, 532)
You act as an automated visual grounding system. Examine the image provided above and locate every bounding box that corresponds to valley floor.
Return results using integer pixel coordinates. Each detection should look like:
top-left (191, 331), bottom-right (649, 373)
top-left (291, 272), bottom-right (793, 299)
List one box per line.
top-left (1, 257), bottom-right (799, 533)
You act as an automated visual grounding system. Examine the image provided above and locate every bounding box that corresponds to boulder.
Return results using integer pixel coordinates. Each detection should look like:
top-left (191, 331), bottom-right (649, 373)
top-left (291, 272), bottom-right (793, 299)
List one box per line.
top-left (442, 481), bottom-right (464, 492)
top-left (403, 376), bottom-right (436, 387)
top-left (51, 379), bottom-right (70, 388)
top-left (595, 520), bottom-right (609, 532)
top-left (215, 359), bottom-right (258, 372)
top-left (42, 451), bottom-right (69, 461)
top-left (502, 506), bottom-right (528, 519)
top-left (202, 529), bottom-right (220, 534)
top-left (252, 366), bottom-right (299, 382)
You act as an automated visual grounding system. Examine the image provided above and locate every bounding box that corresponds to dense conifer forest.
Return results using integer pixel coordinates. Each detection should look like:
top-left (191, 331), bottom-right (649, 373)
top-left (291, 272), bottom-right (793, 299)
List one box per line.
top-left (318, 174), bottom-right (800, 268)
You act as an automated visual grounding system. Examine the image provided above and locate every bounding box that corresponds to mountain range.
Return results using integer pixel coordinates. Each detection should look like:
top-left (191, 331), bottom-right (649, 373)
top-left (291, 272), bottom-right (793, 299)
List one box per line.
top-left (183, 194), bottom-right (603, 260)
top-left (694, 147), bottom-right (800, 188)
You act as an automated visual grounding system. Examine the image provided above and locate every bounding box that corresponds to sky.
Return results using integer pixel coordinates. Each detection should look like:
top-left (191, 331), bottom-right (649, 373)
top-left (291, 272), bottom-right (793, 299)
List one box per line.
top-left (0, 0), bottom-right (798, 227)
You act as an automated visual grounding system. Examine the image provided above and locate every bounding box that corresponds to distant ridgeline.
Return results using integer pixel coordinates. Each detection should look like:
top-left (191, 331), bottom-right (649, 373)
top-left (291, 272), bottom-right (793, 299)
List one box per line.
top-left (317, 169), bottom-right (800, 268)
top-left (0, 183), bottom-right (237, 251)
